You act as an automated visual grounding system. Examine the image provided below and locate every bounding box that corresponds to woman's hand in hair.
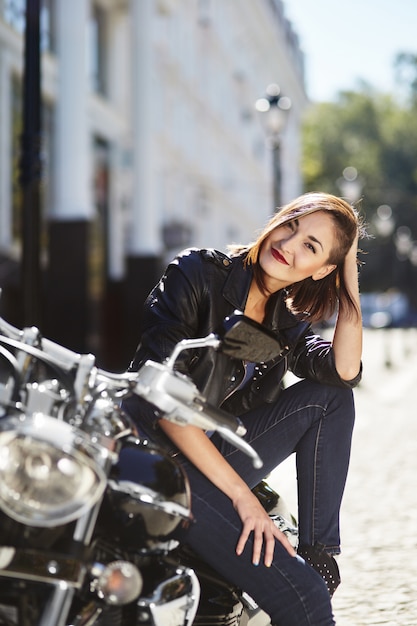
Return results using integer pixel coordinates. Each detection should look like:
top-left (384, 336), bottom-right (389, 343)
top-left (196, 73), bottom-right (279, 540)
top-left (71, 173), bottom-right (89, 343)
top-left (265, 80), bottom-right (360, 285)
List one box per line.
top-left (332, 229), bottom-right (363, 381)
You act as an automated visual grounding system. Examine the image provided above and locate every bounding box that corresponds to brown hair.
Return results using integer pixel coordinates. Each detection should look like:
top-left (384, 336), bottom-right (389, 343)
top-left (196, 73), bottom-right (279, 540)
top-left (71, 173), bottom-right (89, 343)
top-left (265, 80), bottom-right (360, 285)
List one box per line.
top-left (228, 192), bottom-right (366, 323)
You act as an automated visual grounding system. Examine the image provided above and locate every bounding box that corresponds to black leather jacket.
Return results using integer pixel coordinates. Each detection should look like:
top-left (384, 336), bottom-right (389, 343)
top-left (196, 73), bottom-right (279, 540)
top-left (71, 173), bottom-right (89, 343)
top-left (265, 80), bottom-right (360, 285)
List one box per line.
top-left (128, 248), bottom-right (361, 419)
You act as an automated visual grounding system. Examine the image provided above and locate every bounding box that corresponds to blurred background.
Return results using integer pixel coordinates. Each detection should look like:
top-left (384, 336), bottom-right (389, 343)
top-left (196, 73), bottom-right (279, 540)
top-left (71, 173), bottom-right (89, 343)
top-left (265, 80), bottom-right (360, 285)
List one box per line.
top-left (0, 0), bottom-right (416, 371)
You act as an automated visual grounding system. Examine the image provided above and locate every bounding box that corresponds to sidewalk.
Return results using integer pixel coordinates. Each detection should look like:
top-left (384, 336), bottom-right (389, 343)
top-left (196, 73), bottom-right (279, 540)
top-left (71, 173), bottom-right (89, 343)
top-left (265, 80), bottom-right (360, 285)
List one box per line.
top-left (270, 328), bottom-right (417, 625)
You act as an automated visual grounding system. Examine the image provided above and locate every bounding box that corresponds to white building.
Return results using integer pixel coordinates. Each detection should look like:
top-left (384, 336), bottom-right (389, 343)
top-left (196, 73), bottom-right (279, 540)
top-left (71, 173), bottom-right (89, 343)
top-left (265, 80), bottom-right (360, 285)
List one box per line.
top-left (0, 0), bottom-right (307, 368)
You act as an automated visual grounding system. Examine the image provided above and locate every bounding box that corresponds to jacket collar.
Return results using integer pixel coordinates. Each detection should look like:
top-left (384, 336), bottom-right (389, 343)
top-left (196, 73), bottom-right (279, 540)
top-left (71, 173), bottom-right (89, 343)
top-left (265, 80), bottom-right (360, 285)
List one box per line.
top-left (222, 255), bottom-right (300, 331)
top-left (222, 256), bottom-right (252, 311)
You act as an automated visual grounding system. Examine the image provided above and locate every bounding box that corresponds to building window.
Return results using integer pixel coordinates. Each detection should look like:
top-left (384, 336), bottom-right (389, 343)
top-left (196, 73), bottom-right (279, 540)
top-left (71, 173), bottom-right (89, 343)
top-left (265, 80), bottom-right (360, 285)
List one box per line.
top-left (87, 137), bottom-right (110, 353)
top-left (91, 137), bottom-right (110, 293)
top-left (3, 0), bottom-right (55, 52)
top-left (197, 0), bottom-right (211, 27)
top-left (88, 4), bottom-right (107, 96)
top-left (40, 0), bottom-right (56, 53)
top-left (3, 0), bottom-right (25, 34)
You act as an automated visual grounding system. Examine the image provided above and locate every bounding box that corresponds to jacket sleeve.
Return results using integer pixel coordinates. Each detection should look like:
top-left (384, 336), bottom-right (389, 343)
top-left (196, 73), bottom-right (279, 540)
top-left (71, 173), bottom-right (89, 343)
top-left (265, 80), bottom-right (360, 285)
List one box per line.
top-left (290, 327), bottom-right (362, 388)
top-left (128, 248), bottom-right (233, 376)
top-left (124, 250), bottom-right (211, 449)
top-left (129, 250), bottom-right (206, 370)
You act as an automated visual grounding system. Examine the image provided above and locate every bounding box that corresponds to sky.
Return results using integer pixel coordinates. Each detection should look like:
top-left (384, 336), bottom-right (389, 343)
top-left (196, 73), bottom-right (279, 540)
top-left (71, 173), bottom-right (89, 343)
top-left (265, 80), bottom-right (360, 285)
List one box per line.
top-left (283, 0), bottom-right (417, 102)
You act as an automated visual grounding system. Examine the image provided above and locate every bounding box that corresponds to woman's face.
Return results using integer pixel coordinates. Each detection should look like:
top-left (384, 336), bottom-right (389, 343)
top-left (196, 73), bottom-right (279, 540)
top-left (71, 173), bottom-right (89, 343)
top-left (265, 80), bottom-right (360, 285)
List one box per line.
top-left (258, 211), bottom-right (337, 292)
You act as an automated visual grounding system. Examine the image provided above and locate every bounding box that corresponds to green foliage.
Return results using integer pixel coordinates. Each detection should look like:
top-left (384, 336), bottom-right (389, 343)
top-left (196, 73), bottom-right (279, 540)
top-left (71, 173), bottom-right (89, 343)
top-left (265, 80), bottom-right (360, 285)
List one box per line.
top-left (301, 79), bottom-right (417, 303)
top-left (302, 90), bottom-right (417, 208)
top-left (394, 52), bottom-right (417, 101)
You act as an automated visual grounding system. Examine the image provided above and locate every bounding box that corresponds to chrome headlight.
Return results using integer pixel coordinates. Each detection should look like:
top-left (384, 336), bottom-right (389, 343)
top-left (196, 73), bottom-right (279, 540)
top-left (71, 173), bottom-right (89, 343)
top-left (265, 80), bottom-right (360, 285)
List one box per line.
top-left (0, 413), bottom-right (107, 527)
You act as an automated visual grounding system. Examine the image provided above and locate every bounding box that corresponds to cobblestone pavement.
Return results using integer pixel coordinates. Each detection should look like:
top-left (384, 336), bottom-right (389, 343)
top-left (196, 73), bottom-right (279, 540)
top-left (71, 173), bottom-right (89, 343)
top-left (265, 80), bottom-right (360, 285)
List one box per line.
top-left (270, 328), bottom-right (417, 626)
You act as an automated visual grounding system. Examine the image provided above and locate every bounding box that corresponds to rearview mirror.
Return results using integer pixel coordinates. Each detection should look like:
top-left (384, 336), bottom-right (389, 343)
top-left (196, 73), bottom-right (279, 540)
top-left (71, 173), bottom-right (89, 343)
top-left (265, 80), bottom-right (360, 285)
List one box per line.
top-left (220, 312), bottom-right (289, 362)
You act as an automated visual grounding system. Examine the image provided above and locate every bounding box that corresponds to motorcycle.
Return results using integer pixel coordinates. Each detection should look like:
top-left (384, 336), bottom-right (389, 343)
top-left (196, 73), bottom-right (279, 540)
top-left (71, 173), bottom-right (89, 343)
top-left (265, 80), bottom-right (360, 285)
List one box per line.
top-left (0, 311), bottom-right (297, 626)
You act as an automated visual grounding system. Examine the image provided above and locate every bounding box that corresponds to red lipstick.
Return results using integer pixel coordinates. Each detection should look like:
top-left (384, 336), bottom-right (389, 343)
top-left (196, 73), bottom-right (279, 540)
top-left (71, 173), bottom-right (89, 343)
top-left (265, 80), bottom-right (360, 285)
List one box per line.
top-left (271, 248), bottom-right (289, 265)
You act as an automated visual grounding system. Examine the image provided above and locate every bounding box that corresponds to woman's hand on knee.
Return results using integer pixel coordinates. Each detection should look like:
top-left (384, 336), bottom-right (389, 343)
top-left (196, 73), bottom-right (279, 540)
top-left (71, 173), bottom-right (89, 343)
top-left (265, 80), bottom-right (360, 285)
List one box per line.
top-left (234, 491), bottom-right (296, 566)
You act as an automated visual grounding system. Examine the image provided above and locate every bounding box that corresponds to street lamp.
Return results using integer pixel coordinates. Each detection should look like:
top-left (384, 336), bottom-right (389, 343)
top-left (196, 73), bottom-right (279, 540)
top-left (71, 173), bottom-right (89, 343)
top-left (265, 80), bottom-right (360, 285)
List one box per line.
top-left (372, 206), bottom-right (417, 330)
top-left (336, 166), bottom-right (363, 203)
top-left (255, 83), bottom-right (291, 210)
top-left (395, 225), bottom-right (413, 260)
top-left (373, 204), bottom-right (395, 239)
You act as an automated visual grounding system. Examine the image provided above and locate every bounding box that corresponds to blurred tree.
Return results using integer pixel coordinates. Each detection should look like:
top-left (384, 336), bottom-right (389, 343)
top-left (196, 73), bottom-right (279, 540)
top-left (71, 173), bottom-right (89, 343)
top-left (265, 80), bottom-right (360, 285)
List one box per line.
top-left (394, 52), bottom-right (417, 102)
top-left (301, 79), bottom-right (417, 307)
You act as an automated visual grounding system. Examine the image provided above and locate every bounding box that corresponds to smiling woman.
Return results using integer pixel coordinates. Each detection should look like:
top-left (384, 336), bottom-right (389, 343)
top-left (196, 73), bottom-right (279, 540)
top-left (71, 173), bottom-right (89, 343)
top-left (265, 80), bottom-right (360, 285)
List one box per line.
top-left (123, 191), bottom-right (366, 626)
top-left (236, 192), bottom-right (365, 323)
top-left (260, 213), bottom-right (337, 289)
top-left (242, 211), bottom-right (338, 324)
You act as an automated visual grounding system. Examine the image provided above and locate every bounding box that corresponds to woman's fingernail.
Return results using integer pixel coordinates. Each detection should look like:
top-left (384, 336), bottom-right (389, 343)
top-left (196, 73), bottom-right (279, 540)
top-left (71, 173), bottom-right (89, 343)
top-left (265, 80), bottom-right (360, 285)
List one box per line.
top-left (265, 561), bottom-right (272, 568)
top-left (253, 561), bottom-right (259, 567)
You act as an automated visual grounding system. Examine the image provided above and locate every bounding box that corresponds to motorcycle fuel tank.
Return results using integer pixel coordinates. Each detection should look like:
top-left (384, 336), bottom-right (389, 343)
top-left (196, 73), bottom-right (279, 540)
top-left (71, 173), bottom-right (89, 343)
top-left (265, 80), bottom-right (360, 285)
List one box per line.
top-left (99, 439), bottom-right (193, 553)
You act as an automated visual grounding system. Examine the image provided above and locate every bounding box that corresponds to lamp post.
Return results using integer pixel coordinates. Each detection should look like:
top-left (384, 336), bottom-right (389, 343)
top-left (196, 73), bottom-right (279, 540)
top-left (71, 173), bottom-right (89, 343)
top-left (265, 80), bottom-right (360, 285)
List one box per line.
top-left (20, 0), bottom-right (42, 327)
top-left (255, 84), bottom-right (291, 210)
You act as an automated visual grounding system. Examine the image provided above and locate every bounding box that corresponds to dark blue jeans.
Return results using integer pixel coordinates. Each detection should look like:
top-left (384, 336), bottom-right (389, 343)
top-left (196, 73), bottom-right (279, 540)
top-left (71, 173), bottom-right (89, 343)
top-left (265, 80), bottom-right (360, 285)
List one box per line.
top-left (126, 379), bottom-right (355, 625)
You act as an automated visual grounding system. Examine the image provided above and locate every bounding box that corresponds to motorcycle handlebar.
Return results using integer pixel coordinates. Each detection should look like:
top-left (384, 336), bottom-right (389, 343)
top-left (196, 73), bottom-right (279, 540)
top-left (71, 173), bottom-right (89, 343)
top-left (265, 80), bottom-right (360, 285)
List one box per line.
top-left (0, 316), bottom-right (84, 371)
top-left (216, 425), bottom-right (263, 469)
top-left (132, 360), bottom-right (263, 467)
top-left (196, 401), bottom-right (263, 468)
top-left (196, 400), bottom-right (246, 436)
top-left (0, 315), bottom-right (263, 466)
